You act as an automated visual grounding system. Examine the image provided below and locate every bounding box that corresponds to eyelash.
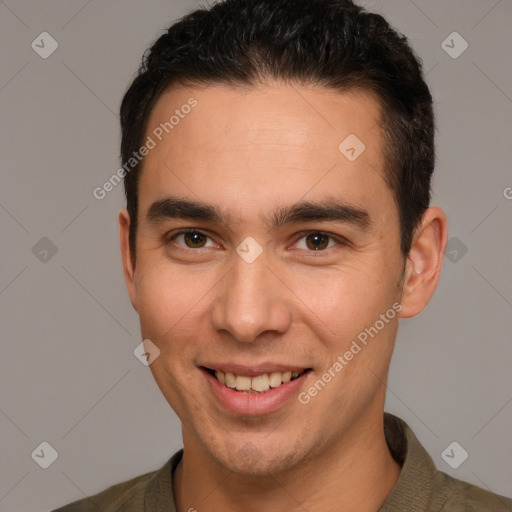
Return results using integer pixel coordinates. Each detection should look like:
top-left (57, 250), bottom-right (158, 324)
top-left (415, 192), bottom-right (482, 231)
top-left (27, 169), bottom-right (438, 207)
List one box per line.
top-left (165, 228), bottom-right (348, 252)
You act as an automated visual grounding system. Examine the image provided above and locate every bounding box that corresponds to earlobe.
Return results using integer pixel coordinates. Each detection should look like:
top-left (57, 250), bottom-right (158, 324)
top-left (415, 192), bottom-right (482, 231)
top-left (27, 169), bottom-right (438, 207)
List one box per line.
top-left (399, 206), bottom-right (448, 318)
top-left (119, 209), bottom-right (139, 312)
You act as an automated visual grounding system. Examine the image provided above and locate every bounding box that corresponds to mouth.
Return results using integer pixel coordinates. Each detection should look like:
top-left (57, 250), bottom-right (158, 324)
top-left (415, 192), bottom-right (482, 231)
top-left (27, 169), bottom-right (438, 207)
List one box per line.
top-left (201, 367), bottom-right (312, 394)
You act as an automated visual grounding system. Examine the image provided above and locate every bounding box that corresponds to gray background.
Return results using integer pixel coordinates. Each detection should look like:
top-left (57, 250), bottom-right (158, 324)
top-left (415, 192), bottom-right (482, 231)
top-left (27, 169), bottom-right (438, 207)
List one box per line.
top-left (0, 0), bottom-right (511, 510)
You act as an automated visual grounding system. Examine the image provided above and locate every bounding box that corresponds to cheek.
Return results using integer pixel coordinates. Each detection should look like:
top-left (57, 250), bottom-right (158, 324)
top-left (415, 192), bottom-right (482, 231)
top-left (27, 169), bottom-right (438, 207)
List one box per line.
top-left (291, 258), bottom-right (396, 340)
top-left (137, 270), bottom-right (202, 409)
top-left (135, 261), bottom-right (211, 338)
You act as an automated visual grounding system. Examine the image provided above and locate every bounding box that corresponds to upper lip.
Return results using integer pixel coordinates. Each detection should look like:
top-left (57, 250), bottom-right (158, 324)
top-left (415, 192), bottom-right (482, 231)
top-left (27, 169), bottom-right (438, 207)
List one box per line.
top-left (200, 363), bottom-right (310, 377)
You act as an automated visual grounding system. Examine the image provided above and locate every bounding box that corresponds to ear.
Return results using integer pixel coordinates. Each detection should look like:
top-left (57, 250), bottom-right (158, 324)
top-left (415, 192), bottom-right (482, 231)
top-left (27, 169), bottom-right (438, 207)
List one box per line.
top-left (119, 208), bottom-right (139, 312)
top-left (399, 206), bottom-right (448, 318)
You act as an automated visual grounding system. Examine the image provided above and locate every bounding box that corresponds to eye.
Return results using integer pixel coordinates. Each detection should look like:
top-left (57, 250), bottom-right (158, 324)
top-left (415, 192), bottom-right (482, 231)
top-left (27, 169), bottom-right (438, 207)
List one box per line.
top-left (165, 229), bottom-right (346, 253)
top-left (294, 231), bottom-right (344, 251)
top-left (167, 229), bottom-right (216, 249)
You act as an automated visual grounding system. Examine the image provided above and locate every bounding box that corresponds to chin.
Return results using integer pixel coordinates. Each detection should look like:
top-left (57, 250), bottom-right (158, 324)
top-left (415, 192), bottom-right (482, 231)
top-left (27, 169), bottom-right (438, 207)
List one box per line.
top-left (207, 436), bottom-right (314, 477)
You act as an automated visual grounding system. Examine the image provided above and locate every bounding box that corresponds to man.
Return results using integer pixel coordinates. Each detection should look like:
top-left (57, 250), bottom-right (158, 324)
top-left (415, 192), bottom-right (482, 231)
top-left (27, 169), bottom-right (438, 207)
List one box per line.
top-left (54, 0), bottom-right (512, 510)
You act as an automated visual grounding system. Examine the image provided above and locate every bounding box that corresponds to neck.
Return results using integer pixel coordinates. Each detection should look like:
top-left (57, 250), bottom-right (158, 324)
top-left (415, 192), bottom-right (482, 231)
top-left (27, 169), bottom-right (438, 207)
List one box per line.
top-left (173, 410), bottom-right (401, 512)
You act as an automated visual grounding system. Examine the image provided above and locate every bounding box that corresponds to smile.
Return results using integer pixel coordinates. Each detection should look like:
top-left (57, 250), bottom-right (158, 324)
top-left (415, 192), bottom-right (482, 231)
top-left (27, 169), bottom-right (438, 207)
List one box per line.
top-left (204, 367), bottom-right (309, 393)
top-left (200, 365), bottom-right (313, 415)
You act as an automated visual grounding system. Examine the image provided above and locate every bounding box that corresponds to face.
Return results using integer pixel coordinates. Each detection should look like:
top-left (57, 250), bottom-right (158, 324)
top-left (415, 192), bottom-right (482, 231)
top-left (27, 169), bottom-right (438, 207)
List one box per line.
top-left (121, 82), bottom-right (410, 476)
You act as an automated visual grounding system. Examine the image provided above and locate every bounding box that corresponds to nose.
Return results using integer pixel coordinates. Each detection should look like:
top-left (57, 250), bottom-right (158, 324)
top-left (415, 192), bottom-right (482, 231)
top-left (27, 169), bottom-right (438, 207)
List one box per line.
top-left (210, 251), bottom-right (292, 343)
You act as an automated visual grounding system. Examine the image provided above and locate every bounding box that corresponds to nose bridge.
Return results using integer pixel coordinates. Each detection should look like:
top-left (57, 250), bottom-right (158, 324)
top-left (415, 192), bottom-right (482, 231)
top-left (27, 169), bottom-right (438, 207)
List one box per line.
top-left (212, 250), bottom-right (290, 343)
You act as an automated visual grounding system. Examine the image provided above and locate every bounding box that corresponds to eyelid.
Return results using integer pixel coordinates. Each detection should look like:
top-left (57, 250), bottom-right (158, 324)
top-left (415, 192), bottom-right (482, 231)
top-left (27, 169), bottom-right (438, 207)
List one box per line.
top-left (291, 230), bottom-right (349, 250)
top-left (165, 228), bottom-right (219, 248)
top-left (166, 228), bottom-right (348, 251)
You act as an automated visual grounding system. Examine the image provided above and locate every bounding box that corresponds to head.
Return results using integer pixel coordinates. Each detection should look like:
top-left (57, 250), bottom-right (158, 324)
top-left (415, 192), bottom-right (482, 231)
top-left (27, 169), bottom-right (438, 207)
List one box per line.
top-left (119, 0), bottom-right (447, 476)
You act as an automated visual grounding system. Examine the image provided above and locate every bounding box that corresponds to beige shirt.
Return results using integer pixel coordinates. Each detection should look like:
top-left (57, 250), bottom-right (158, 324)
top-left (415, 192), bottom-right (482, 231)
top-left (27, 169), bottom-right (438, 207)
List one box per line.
top-left (52, 413), bottom-right (512, 511)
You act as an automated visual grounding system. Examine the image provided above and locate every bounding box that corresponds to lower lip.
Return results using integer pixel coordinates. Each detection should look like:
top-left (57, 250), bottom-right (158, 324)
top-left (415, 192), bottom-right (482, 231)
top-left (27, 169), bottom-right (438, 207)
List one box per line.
top-left (201, 368), bottom-right (310, 416)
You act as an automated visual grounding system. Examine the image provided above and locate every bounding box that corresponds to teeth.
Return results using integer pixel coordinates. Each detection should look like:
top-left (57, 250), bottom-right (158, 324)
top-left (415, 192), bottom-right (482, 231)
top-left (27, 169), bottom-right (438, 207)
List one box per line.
top-left (235, 375), bottom-right (251, 391)
top-left (268, 372), bottom-right (282, 388)
top-left (212, 369), bottom-right (305, 392)
top-left (225, 372), bottom-right (236, 388)
top-left (252, 374), bottom-right (270, 392)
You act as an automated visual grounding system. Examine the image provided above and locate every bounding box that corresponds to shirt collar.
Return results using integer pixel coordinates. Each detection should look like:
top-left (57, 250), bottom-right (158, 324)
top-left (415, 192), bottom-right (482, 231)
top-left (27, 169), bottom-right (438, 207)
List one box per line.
top-left (379, 412), bottom-right (437, 511)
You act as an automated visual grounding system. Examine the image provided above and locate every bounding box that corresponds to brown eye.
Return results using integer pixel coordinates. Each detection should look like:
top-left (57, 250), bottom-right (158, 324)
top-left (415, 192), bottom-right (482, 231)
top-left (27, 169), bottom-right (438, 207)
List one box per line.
top-left (182, 231), bottom-right (208, 248)
top-left (167, 230), bottom-right (215, 249)
top-left (305, 232), bottom-right (330, 250)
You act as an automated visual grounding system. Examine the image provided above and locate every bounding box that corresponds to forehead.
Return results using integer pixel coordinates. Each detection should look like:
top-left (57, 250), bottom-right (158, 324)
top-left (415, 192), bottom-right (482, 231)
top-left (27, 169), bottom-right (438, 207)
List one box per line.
top-left (137, 82), bottom-right (393, 226)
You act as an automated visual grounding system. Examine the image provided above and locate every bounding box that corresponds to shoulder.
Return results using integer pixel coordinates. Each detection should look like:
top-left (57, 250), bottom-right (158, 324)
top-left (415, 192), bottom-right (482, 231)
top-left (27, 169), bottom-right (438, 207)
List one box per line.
top-left (382, 413), bottom-right (512, 512)
top-left (430, 470), bottom-right (512, 512)
top-left (51, 469), bottom-right (155, 512)
top-left (51, 450), bottom-right (181, 512)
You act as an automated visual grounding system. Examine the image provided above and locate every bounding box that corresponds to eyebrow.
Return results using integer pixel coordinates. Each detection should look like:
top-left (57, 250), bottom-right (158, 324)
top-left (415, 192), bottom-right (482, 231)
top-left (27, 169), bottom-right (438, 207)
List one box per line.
top-left (146, 196), bottom-right (372, 231)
